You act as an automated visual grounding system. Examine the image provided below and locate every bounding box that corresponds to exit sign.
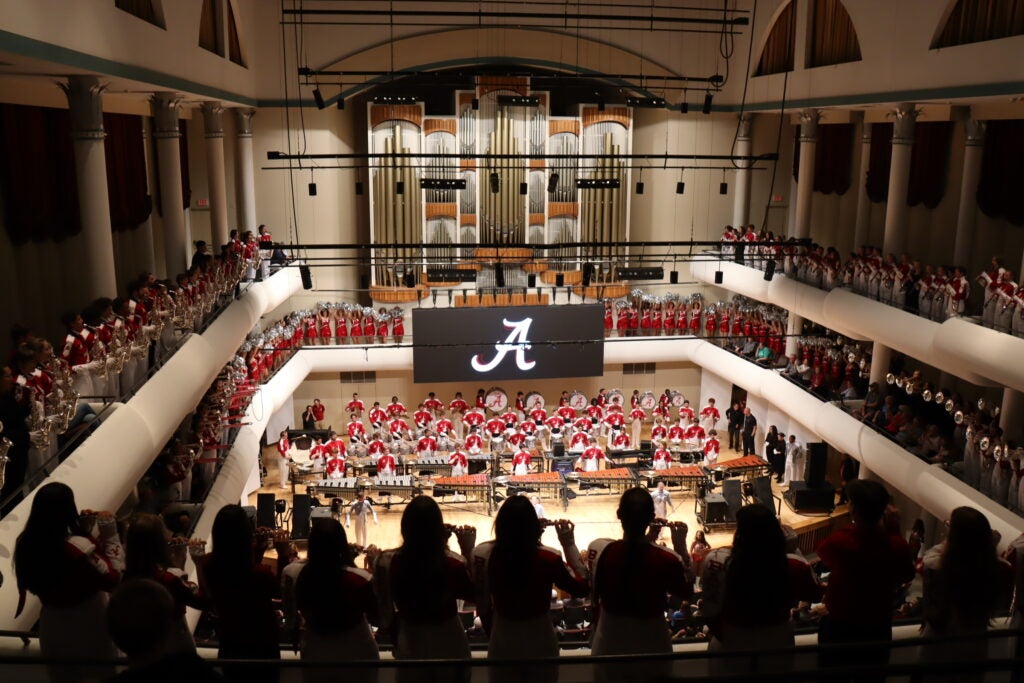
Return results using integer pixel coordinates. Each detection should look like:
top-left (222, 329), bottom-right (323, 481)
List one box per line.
top-left (196, 198), bottom-right (209, 208)
top-left (772, 195), bottom-right (783, 203)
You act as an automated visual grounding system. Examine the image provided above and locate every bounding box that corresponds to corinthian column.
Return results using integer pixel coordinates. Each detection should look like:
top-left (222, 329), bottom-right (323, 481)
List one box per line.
top-left (732, 113), bottom-right (755, 227)
top-left (853, 119), bottom-right (872, 251)
top-left (793, 109), bottom-right (820, 239)
top-left (952, 117), bottom-right (985, 267)
top-left (151, 93), bottom-right (187, 276)
top-left (882, 103), bottom-right (919, 256)
top-left (233, 107), bottom-right (257, 232)
top-left (201, 102), bottom-right (230, 250)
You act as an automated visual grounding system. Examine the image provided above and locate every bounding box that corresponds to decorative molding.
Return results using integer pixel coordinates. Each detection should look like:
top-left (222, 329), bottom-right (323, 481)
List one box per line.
top-left (965, 119), bottom-right (987, 147)
top-left (150, 92), bottom-right (183, 137)
top-left (233, 107), bottom-right (255, 137)
top-left (59, 75), bottom-right (108, 139)
top-left (798, 108), bottom-right (821, 143)
top-left (736, 112), bottom-right (755, 140)
top-left (200, 101), bottom-right (225, 138)
top-left (890, 102), bottom-right (921, 145)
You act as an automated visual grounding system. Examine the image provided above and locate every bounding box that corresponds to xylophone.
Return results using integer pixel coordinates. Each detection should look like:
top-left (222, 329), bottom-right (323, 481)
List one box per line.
top-left (496, 471), bottom-right (569, 511)
top-left (651, 465), bottom-right (709, 493)
top-left (604, 449), bottom-right (649, 467)
top-left (410, 456), bottom-right (454, 478)
top-left (429, 473), bottom-right (493, 513)
top-left (307, 477), bottom-right (368, 499)
top-left (711, 456), bottom-right (772, 480)
top-left (372, 475), bottom-right (422, 508)
top-left (575, 467), bottom-right (638, 495)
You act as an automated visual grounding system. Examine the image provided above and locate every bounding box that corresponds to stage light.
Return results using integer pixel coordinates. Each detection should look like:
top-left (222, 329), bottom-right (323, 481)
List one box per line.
top-left (396, 181), bottom-right (404, 195)
top-left (336, 98), bottom-right (345, 110)
top-left (714, 270), bottom-right (724, 284)
top-left (300, 265), bottom-right (313, 289)
top-left (312, 88), bottom-right (326, 110)
top-left (489, 172), bottom-right (500, 193)
top-left (519, 182), bottom-right (528, 195)
top-left (669, 271), bottom-right (679, 284)
top-left (680, 100), bottom-right (689, 114)
top-left (676, 181), bottom-right (686, 195)
top-left (308, 182), bottom-right (317, 196)
top-left (597, 100), bottom-right (605, 112)
top-left (635, 181), bottom-right (644, 195)
top-left (547, 173), bottom-right (559, 193)
top-left (720, 182), bottom-right (729, 195)
top-left (703, 91), bottom-right (714, 114)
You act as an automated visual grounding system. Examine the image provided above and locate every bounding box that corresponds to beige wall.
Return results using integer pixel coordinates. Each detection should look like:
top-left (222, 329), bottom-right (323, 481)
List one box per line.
top-left (290, 361), bottom-right (701, 428)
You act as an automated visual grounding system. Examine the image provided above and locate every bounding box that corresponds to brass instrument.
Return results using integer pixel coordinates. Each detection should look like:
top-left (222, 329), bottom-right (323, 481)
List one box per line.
top-left (921, 389), bottom-right (933, 402)
top-left (980, 436), bottom-right (991, 451)
top-left (954, 410), bottom-right (965, 425)
top-left (28, 399), bottom-right (50, 451)
top-left (92, 339), bottom-right (109, 380)
top-left (905, 381), bottom-right (916, 395)
top-left (945, 399), bottom-right (955, 413)
top-left (934, 391), bottom-right (945, 405)
top-left (886, 372), bottom-right (896, 385)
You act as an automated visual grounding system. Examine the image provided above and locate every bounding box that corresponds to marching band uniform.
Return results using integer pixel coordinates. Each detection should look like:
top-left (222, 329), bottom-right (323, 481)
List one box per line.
top-left (629, 407), bottom-right (645, 449)
top-left (376, 451), bottom-right (396, 478)
top-left (667, 424), bottom-right (685, 448)
top-left (345, 496), bottom-right (378, 547)
top-left (424, 394), bottom-right (444, 416)
top-left (652, 445), bottom-right (672, 470)
top-left (386, 400), bottom-right (407, 418)
top-left (417, 434), bottom-right (437, 458)
top-left (683, 421), bottom-right (706, 452)
top-left (325, 452), bottom-right (346, 479)
top-left (368, 405), bottom-right (387, 431)
top-left (580, 444), bottom-right (605, 472)
top-left (994, 272), bottom-right (1016, 333)
top-left (463, 408), bottom-right (485, 434)
top-left (512, 449), bottom-right (532, 476)
top-left (346, 397), bottom-right (365, 417)
top-left (435, 417), bottom-right (455, 442)
top-left (413, 408), bottom-right (433, 434)
top-left (449, 395), bottom-right (469, 439)
top-left (276, 434), bottom-right (292, 489)
top-left (568, 430), bottom-right (590, 453)
top-left (609, 431), bottom-right (630, 451)
top-left (782, 437), bottom-right (805, 486)
top-left (703, 434), bottom-right (721, 467)
top-left (466, 431), bottom-right (484, 455)
top-left (388, 417), bottom-right (410, 441)
top-left (945, 270), bottom-right (970, 319)
top-left (978, 264), bottom-right (1004, 328)
top-left (699, 401), bottom-right (720, 433)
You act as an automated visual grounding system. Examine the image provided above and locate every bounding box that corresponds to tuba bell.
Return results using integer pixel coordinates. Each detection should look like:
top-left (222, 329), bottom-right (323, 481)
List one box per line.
top-left (934, 391), bottom-right (945, 405)
top-left (945, 399), bottom-right (955, 413)
top-left (886, 373), bottom-right (896, 385)
top-left (922, 389), bottom-right (933, 402)
top-left (954, 410), bottom-right (964, 425)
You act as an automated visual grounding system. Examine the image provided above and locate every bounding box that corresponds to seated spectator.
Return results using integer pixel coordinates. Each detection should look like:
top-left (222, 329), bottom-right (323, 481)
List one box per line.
top-left (107, 579), bottom-right (226, 683)
top-left (740, 337), bottom-right (757, 357)
top-left (894, 416), bottom-right (924, 448)
top-left (798, 358), bottom-right (813, 383)
top-left (872, 395), bottom-right (897, 429)
top-left (783, 355), bottom-right (801, 379)
top-left (885, 405), bottom-right (912, 435)
top-left (755, 342), bottom-right (773, 366)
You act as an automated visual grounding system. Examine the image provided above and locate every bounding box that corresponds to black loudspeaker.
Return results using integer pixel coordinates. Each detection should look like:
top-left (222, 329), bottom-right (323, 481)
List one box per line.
top-left (256, 493), bottom-right (276, 529)
top-left (552, 441), bottom-right (565, 458)
top-left (714, 270), bottom-right (724, 284)
top-left (308, 182), bottom-right (317, 196)
top-left (722, 479), bottom-right (742, 522)
top-left (805, 442), bottom-right (828, 488)
top-left (555, 273), bottom-right (565, 287)
top-left (527, 273), bottom-right (537, 288)
top-left (703, 493), bottom-right (728, 523)
top-left (300, 265), bottom-right (313, 290)
top-left (764, 259), bottom-right (776, 281)
top-left (291, 494), bottom-right (313, 539)
top-left (734, 243), bottom-right (745, 264)
top-left (669, 270), bottom-right (679, 284)
top-left (785, 481), bottom-right (836, 513)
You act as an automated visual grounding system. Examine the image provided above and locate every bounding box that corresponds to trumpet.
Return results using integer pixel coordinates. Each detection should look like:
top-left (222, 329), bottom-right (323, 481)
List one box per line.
top-left (954, 410), bottom-right (965, 425)
top-left (934, 391), bottom-right (945, 405)
top-left (905, 381), bottom-right (916, 395)
top-left (980, 436), bottom-right (991, 451)
top-left (945, 399), bottom-right (955, 413)
top-left (922, 389), bottom-right (933, 402)
top-left (886, 372), bottom-right (896, 385)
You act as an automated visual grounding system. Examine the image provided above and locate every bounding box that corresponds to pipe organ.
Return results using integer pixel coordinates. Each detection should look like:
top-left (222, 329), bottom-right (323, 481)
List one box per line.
top-left (367, 78), bottom-right (633, 303)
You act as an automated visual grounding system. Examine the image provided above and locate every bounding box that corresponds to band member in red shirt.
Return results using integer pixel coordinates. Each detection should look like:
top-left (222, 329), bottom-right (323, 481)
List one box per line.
top-left (346, 393), bottom-right (365, 418)
top-left (311, 399), bottom-right (326, 429)
top-left (276, 430), bottom-right (291, 489)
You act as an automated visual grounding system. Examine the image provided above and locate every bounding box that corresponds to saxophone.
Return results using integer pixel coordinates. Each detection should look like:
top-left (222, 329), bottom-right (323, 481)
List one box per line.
top-left (0, 422), bottom-right (12, 491)
top-left (91, 337), bottom-right (109, 380)
top-left (28, 399), bottom-right (50, 451)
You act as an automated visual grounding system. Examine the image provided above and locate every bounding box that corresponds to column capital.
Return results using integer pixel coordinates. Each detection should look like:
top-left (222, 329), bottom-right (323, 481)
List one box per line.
top-left (150, 92), bottom-right (184, 138)
top-left (200, 101), bottom-right (225, 138)
top-left (798, 109), bottom-right (820, 143)
top-left (891, 102), bottom-right (920, 145)
top-left (736, 112), bottom-right (755, 140)
top-left (965, 119), bottom-right (986, 147)
top-left (861, 121), bottom-right (873, 144)
top-left (233, 107), bottom-right (256, 137)
top-left (59, 75), bottom-right (108, 140)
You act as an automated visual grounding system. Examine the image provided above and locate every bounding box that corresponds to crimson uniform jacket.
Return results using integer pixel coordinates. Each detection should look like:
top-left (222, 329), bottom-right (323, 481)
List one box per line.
top-left (448, 451), bottom-right (468, 469)
top-left (569, 432), bottom-right (590, 450)
top-left (346, 399), bottom-right (365, 414)
top-left (435, 418), bottom-right (454, 435)
top-left (652, 448), bottom-right (673, 467)
top-left (376, 453), bottom-right (396, 474)
top-left (311, 404), bottom-right (326, 421)
top-left (448, 397), bottom-right (469, 414)
top-left (347, 421), bottom-right (366, 439)
top-left (413, 410), bottom-right (433, 428)
top-left (485, 417), bottom-right (505, 434)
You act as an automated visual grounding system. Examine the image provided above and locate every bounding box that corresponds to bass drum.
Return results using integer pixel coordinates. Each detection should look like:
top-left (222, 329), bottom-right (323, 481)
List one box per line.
top-left (524, 391), bottom-right (546, 412)
top-left (639, 391), bottom-right (658, 411)
top-left (484, 387), bottom-right (509, 413)
top-left (568, 390), bottom-right (589, 411)
top-left (606, 389), bottom-right (625, 407)
top-left (670, 391), bottom-right (687, 408)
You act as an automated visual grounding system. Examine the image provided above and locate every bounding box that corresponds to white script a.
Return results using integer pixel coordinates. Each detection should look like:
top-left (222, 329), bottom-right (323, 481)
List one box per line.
top-left (471, 318), bottom-right (537, 373)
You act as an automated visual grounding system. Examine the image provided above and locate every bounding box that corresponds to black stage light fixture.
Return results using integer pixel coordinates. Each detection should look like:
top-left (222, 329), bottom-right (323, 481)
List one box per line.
top-left (577, 178), bottom-right (620, 189)
top-left (300, 265), bottom-right (313, 289)
top-left (625, 97), bottom-right (666, 108)
top-left (495, 264), bottom-right (506, 288)
top-left (312, 88), bottom-right (326, 110)
top-left (336, 98), bottom-right (345, 110)
top-left (582, 262), bottom-right (594, 287)
top-left (555, 273), bottom-right (565, 287)
top-left (471, 97), bottom-right (480, 110)
top-left (703, 91), bottom-right (714, 114)
top-left (616, 267), bottom-right (665, 281)
top-left (355, 181), bottom-right (364, 195)
top-left (597, 100), bottom-right (605, 112)
top-left (427, 268), bottom-right (477, 283)
top-left (635, 181), bottom-right (644, 195)
top-left (680, 100), bottom-right (689, 114)
top-left (669, 270), bottom-right (679, 284)
top-left (714, 270), bottom-right (724, 284)
top-left (308, 182), bottom-right (317, 196)
top-left (497, 95), bottom-right (539, 107)
top-left (676, 181), bottom-right (686, 195)
top-left (396, 181), bottom-right (404, 195)
top-left (404, 272), bottom-right (416, 288)
top-left (547, 173), bottom-right (559, 193)
top-left (527, 273), bottom-right (537, 288)
top-left (489, 172), bottom-right (500, 193)
top-left (764, 260), bottom-right (776, 281)
top-left (420, 178), bottom-right (467, 190)
top-left (720, 182), bottom-right (729, 195)
top-left (519, 182), bottom-right (528, 195)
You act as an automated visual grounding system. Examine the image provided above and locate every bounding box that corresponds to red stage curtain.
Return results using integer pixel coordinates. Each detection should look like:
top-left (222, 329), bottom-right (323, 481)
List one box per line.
top-left (755, 1), bottom-right (796, 76)
top-left (933, 0), bottom-right (1024, 48)
top-left (792, 123), bottom-right (855, 195)
top-left (865, 121), bottom-right (952, 209)
top-left (807, 0), bottom-right (862, 68)
top-left (977, 119), bottom-right (1024, 226)
top-left (103, 113), bottom-right (152, 232)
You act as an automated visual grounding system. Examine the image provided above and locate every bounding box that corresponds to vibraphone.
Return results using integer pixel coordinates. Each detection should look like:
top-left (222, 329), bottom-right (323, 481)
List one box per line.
top-left (410, 456), bottom-right (454, 478)
top-left (576, 467), bottom-right (638, 496)
top-left (652, 465), bottom-right (709, 494)
top-left (429, 473), bottom-right (493, 513)
top-left (306, 477), bottom-right (369, 501)
top-left (605, 449), bottom-right (649, 467)
top-left (711, 456), bottom-right (772, 481)
top-left (372, 475), bottom-right (421, 507)
top-left (498, 471), bottom-right (569, 511)
top-left (308, 475), bottom-right (421, 508)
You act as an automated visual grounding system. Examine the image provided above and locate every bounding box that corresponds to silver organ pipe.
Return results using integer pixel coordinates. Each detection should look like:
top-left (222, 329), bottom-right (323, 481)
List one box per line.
top-left (372, 123), bottom-right (423, 286)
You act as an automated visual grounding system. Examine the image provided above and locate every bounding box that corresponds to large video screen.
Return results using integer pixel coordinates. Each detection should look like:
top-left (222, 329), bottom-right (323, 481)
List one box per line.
top-left (412, 305), bottom-right (604, 383)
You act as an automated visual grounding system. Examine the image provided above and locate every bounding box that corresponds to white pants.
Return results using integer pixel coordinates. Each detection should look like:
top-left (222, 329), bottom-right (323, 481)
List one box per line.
top-left (631, 420), bottom-right (642, 449)
top-left (278, 457), bottom-right (290, 488)
top-left (352, 516), bottom-right (369, 546)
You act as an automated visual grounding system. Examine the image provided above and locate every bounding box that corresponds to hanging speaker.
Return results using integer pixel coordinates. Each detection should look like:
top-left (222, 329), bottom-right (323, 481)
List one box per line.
top-left (308, 182), bottom-right (317, 196)
top-left (396, 181), bottom-right (404, 195)
top-left (714, 270), bottom-right (724, 284)
top-left (527, 273), bottom-right (537, 288)
top-left (471, 98), bottom-right (479, 110)
top-left (635, 181), bottom-right (644, 195)
top-left (669, 270), bottom-right (679, 284)
top-left (719, 182), bottom-right (729, 195)
top-left (355, 181), bottom-right (364, 195)
top-left (312, 88), bottom-right (326, 110)
top-left (764, 260), bottom-right (776, 281)
top-left (676, 181), bottom-right (685, 195)
top-left (495, 264), bottom-right (506, 288)
top-left (582, 263), bottom-right (593, 287)
top-left (404, 272), bottom-right (416, 288)
top-left (547, 173), bottom-right (559, 193)
top-left (555, 273), bottom-right (565, 287)
top-left (300, 265), bottom-right (313, 290)
top-left (336, 98), bottom-right (345, 110)
top-left (519, 182), bottom-right (528, 195)
top-left (360, 274), bottom-right (369, 290)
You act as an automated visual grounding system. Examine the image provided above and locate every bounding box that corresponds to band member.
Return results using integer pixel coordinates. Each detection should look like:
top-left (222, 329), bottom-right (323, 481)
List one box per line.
top-left (388, 416), bottom-right (410, 441)
top-left (417, 430), bottom-right (437, 458)
top-left (476, 388), bottom-right (487, 410)
top-left (512, 448), bottom-right (532, 476)
top-left (276, 430), bottom-right (292, 489)
top-left (367, 433), bottom-right (387, 460)
top-left (368, 402), bottom-right (387, 430)
top-left (568, 429), bottom-right (590, 453)
top-left (486, 415), bottom-right (506, 448)
top-left (700, 398), bottom-right (721, 433)
top-left (346, 416), bottom-right (367, 444)
top-left (579, 439), bottom-right (605, 473)
top-left (545, 414), bottom-right (565, 451)
top-left (311, 398), bottom-right (327, 429)
top-left (609, 430), bottom-right (630, 452)
top-left (556, 402), bottom-right (576, 424)
top-left (464, 406), bottom-right (486, 434)
top-left (309, 437), bottom-right (327, 466)
top-left (325, 448), bottom-right (346, 479)
top-left (683, 418), bottom-right (706, 451)
top-left (435, 414), bottom-right (455, 441)
top-left (466, 428), bottom-right (484, 455)
top-left (346, 393), bottom-right (364, 418)
top-left (449, 448), bottom-right (469, 477)
top-left (325, 430), bottom-right (347, 456)
top-left (345, 492), bottom-right (378, 547)
top-left (424, 391), bottom-right (444, 416)
top-left (650, 417), bottom-right (667, 443)
top-left (703, 430), bottom-right (721, 467)
top-left (514, 391), bottom-right (526, 421)
top-left (667, 422), bottom-right (685, 447)
top-left (652, 441), bottom-right (673, 470)
top-left (376, 449), bottom-right (397, 477)
top-left (386, 396), bottom-right (407, 418)
top-left (529, 403), bottom-right (548, 425)
top-left (629, 404), bottom-right (646, 450)
top-left (677, 399), bottom-right (695, 424)
top-left (449, 392), bottom-right (469, 439)
top-left (413, 404), bottom-right (433, 433)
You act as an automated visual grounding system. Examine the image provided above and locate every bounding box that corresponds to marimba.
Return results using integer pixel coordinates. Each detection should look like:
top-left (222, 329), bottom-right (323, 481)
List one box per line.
top-left (496, 471), bottom-right (569, 511)
top-left (575, 467), bottom-right (638, 495)
top-left (711, 456), bottom-right (772, 480)
top-left (651, 465), bottom-right (709, 493)
top-left (429, 473), bottom-right (493, 512)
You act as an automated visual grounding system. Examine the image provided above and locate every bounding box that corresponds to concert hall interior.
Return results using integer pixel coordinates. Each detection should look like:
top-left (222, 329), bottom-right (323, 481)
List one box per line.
top-left (2, 1), bottom-right (1024, 680)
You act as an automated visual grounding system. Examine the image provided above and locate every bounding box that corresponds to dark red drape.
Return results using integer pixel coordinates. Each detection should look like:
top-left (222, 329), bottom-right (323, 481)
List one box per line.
top-left (977, 119), bottom-right (1024, 226)
top-left (0, 103), bottom-right (81, 244)
top-left (152, 117), bottom-right (192, 216)
top-left (792, 123), bottom-right (855, 195)
top-left (755, 0), bottom-right (796, 76)
top-left (103, 113), bottom-right (152, 232)
top-left (865, 121), bottom-right (952, 208)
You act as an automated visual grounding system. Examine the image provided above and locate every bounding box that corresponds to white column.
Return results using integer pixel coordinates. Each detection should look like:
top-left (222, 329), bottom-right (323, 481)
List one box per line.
top-left (137, 117), bottom-right (157, 277)
top-left (151, 93), bottom-right (188, 276)
top-left (1000, 388), bottom-right (1024, 443)
top-left (853, 120), bottom-right (872, 250)
top-left (869, 341), bottom-right (892, 388)
top-left (61, 76), bottom-right (117, 306)
top-left (233, 107), bottom-right (257, 233)
top-left (952, 118), bottom-right (985, 267)
top-left (882, 103), bottom-right (919, 256)
top-left (732, 113), bottom-right (755, 228)
top-left (793, 109), bottom-right (820, 239)
top-left (785, 313), bottom-right (801, 357)
top-left (201, 102), bottom-right (230, 250)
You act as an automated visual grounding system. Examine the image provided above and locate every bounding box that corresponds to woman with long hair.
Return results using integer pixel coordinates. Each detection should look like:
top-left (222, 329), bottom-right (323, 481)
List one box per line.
top-left (588, 487), bottom-right (693, 682)
top-left (296, 518), bottom-right (378, 683)
top-left (14, 482), bottom-right (124, 683)
top-left (701, 505), bottom-right (822, 674)
top-left (374, 496), bottom-right (475, 666)
top-left (198, 504), bottom-right (280, 682)
top-left (124, 514), bottom-right (207, 653)
top-left (920, 507), bottom-right (1012, 681)
top-left (469, 496), bottom-right (588, 681)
